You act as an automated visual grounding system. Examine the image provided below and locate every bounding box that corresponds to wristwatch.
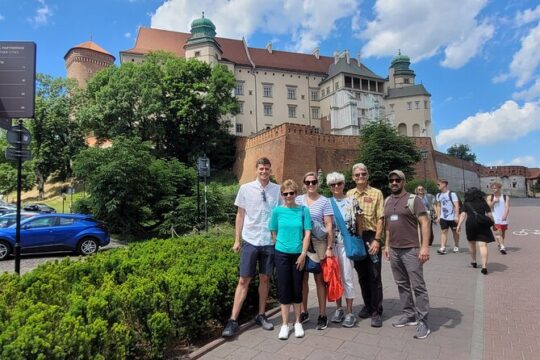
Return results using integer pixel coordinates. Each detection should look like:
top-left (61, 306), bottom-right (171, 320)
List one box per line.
top-left (327, 246), bottom-right (333, 250)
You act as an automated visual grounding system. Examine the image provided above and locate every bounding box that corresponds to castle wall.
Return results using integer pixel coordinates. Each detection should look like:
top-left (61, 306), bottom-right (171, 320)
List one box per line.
top-left (65, 48), bottom-right (114, 88)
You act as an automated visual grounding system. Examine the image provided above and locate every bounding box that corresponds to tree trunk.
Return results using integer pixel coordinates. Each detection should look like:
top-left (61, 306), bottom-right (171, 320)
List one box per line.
top-left (37, 172), bottom-right (45, 200)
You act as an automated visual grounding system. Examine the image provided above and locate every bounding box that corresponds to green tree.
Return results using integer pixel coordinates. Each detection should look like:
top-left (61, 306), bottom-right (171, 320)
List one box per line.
top-left (78, 51), bottom-right (238, 167)
top-left (447, 144), bottom-right (477, 162)
top-left (357, 119), bottom-right (421, 195)
top-left (405, 179), bottom-right (438, 195)
top-left (73, 136), bottom-right (196, 234)
top-left (31, 74), bottom-right (86, 199)
top-left (0, 133), bottom-right (35, 197)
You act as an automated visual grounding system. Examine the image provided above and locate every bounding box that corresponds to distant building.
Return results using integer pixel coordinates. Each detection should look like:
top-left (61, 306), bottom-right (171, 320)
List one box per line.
top-left (64, 41), bottom-right (115, 88)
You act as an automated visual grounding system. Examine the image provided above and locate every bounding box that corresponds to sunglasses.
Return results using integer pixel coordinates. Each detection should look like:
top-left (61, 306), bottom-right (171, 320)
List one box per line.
top-left (389, 178), bottom-right (403, 184)
top-left (354, 172), bottom-right (368, 178)
top-left (282, 191), bottom-right (296, 196)
top-left (304, 179), bottom-right (318, 186)
top-left (261, 190), bottom-right (267, 202)
top-left (330, 182), bottom-right (344, 187)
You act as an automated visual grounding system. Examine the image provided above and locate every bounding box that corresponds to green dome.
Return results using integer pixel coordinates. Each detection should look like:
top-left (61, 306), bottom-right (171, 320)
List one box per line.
top-left (390, 50), bottom-right (411, 67)
top-left (190, 13), bottom-right (216, 38)
top-left (390, 50), bottom-right (415, 76)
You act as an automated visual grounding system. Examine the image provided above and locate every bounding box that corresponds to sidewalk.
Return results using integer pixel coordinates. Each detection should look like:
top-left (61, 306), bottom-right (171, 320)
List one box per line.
top-left (198, 198), bottom-right (540, 360)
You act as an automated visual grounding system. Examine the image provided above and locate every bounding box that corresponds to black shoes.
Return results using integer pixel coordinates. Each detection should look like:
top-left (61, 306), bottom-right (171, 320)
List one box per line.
top-left (481, 268), bottom-right (488, 275)
top-left (255, 314), bottom-right (274, 330)
top-left (316, 315), bottom-right (328, 330)
top-left (222, 319), bottom-right (239, 338)
top-left (358, 306), bottom-right (371, 319)
top-left (300, 311), bottom-right (310, 324)
top-left (471, 262), bottom-right (477, 268)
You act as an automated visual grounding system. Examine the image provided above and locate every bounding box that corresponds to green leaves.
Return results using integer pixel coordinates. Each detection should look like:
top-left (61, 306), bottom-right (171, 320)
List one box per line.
top-left (447, 144), bottom-right (477, 162)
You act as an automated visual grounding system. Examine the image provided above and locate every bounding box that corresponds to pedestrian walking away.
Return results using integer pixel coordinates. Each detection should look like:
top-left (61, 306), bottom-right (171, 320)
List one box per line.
top-left (384, 170), bottom-right (432, 339)
top-left (346, 163), bottom-right (385, 328)
top-left (222, 157), bottom-right (282, 338)
top-left (435, 179), bottom-right (461, 254)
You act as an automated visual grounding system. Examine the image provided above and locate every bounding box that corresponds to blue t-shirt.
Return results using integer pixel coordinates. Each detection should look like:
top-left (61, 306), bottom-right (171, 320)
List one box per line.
top-left (269, 206), bottom-right (312, 254)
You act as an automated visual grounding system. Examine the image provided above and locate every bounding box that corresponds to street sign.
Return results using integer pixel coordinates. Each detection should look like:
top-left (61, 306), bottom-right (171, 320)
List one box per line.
top-left (0, 118), bottom-right (11, 130)
top-left (6, 126), bottom-right (31, 145)
top-left (5, 147), bottom-right (31, 161)
top-left (0, 42), bottom-right (36, 119)
top-left (197, 156), bottom-right (210, 177)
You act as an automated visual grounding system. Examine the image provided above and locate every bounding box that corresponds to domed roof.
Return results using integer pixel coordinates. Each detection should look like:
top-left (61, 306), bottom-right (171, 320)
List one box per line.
top-left (390, 50), bottom-right (414, 76)
top-left (390, 50), bottom-right (410, 67)
top-left (190, 12), bottom-right (216, 38)
top-left (191, 13), bottom-right (216, 31)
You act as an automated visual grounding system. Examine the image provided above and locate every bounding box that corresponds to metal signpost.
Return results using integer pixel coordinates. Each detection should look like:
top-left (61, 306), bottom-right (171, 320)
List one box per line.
top-left (197, 155), bottom-right (210, 231)
top-left (1, 41), bottom-right (36, 274)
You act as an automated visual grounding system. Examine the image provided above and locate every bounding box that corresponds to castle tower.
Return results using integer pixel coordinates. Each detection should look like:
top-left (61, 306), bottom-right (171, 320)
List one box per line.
top-left (64, 41), bottom-right (115, 88)
top-left (388, 50), bottom-right (416, 89)
top-left (184, 13), bottom-right (223, 66)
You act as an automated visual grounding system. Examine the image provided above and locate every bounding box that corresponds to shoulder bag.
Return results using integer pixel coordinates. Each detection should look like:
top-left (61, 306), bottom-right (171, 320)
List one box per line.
top-left (330, 198), bottom-right (367, 261)
top-left (301, 206), bottom-right (321, 273)
top-left (466, 203), bottom-right (494, 227)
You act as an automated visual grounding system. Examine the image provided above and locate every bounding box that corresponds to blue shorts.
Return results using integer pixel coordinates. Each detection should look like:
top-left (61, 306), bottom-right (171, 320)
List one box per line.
top-left (239, 242), bottom-right (274, 278)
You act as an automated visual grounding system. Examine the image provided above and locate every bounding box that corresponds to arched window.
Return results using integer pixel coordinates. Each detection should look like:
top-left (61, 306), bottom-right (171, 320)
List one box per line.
top-left (412, 124), bottom-right (421, 136)
top-left (398, 123), bottom-right (407, 136)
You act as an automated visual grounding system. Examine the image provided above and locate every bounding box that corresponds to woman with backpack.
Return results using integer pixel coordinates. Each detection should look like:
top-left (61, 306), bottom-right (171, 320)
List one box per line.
top-left (457, 187), bottom-right (495, 275)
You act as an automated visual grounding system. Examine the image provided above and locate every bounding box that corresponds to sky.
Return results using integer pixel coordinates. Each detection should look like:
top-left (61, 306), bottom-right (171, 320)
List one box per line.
top-left (1, 0), bottom-right (540, 168)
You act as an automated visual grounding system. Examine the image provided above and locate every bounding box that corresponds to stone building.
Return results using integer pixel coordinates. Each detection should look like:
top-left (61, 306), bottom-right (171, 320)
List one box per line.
top-left (64, 41), bottom-right (115, 88)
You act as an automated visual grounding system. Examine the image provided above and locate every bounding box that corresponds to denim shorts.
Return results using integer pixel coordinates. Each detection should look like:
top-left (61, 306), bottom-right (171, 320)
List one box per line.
top-left (239, 241), bottom-right (275, 277)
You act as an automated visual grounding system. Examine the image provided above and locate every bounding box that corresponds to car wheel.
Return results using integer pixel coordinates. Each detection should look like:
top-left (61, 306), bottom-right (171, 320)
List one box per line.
top-left (77, 237), bottom-right (99, 256)
top-left (0, 241), bottom-right (11, 261)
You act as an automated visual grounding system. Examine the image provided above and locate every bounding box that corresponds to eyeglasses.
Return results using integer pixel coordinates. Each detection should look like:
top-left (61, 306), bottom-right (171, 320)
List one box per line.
top-left (353, 172), bottom-right (368, 178)
top-left (261, 190), bottom-right (267, 202)
top-left (389, 178), bottom-right (403, 184)
top-left (330, 182), bottom-right (344, 187)
top-left (304, 179), bottom-right (318, 186)
top-left (282, 191), bottom-right (296, 196)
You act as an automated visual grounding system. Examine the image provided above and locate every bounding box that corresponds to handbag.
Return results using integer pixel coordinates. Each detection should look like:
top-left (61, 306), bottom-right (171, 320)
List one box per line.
top-left (466, 203), bottom-right (494, 227)
top-left (330, 198), bottom-right (367, 261)
top-left (301, 206), bottom-right (322, 273)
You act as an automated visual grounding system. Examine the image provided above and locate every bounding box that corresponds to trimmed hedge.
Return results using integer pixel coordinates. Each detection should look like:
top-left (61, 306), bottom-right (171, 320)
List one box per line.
top-left (0, 233), bottom-right (251, 359)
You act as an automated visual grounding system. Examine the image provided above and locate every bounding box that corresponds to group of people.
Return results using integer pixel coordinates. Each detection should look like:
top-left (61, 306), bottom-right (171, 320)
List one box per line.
top-left (221, 157), bottom-right (510, 341)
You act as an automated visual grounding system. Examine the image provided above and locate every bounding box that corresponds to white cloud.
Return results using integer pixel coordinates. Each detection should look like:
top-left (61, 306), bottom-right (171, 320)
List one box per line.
top-left (515, 4), bottom-right (540, 26)
top-left (28, 0), bottom-right (53, 26)
top-left (124, 32), bottom-right (132, 38)
top-left (150, 0), bottom-right (357, 53)
top-left (0, 14), bottom-right (4, 21)
top-left (513, 77), bottom-right (540, 101)
top-left (436, 100), bottom-right (540, 146)
top-left (359, 0), bottom-right (493, 68)
top-left (492, 73), bottom-right (509, 83)
top-left (509, 23), bottom-right (540, 87)
top-left (509, 155), bottom-right (539, 167)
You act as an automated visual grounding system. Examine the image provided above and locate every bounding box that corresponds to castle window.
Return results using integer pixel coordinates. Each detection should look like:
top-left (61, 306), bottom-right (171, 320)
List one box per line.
top-left (407, 102), bottom-right (412, 110)
top-left (424, 100), bottom-right (429, 109)
top-left (335, 82), bottom-right (339, 90)
top-left (264, 103), bottom-right (273, 116)
top-left (238, 101), bottom-right (244, 114)
top-left (194, 51), bottom-right (201, 57)
top-left (263, 84), bottom-right (273, 98)
top-left (345, 76), bottom-right (352, 88)
top-left (311, 107), bottom-right (320, 119)
top-left (288, 105), bottom-right (297, 118)
top-left (415, 101), bottom-right (420, 109)
top-left (321, 89), bottom-right (326, 97)
top-left (310, 89), bottom-right (319, 101)
top-left (236, 123), bottom-right (243, 133)
top-left (404, 78), bottom-right (410, 84)
top-left (235, 81), bottom-right (244, 96)
top-left (287, 86), bottom-right (297, 100)
top-left (326, 86), bottom-right (330, 94)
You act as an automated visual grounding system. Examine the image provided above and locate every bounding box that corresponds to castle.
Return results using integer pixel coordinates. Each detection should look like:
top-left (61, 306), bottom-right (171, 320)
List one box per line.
top-left (64, 15), bottom-right (539, 197)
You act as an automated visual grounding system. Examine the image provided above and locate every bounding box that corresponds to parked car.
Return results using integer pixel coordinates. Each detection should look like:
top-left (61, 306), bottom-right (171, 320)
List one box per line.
top-left (23, 203), bottom-right (57, 213)
top-left (0, 212), bottom-right (40, 228)
top-left (0, 205), bottom-right (17, 216)
top-left (0, 214), bottom-right (110, 260)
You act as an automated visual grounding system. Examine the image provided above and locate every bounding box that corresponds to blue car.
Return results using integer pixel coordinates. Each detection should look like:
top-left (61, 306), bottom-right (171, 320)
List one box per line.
top-left (0, 214), bottom-right (110, 260)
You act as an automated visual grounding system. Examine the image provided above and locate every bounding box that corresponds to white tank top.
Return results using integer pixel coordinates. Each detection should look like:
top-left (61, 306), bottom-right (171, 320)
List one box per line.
top-left (491, 195), bottom-right (508, 225)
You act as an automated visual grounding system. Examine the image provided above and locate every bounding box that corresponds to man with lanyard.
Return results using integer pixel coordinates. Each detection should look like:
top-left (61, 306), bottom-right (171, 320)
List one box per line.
top-left (222, 157), bottom-right (282, 338)
top-left (346, 163), bottom-right (385, 327)
top-left (486, 182), bottom-right (510, 255)
top-left (384, 170), bottom-right (431, 339)
top-left (435, 179), bottom-right (460, 254)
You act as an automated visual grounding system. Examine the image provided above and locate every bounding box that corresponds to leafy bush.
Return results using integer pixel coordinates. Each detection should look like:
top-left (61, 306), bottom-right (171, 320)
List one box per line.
top-left (0, 232), bottom-right (262, 359)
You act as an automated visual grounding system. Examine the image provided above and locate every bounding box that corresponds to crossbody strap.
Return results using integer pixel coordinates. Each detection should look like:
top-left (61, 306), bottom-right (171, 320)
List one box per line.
top-left (330, 197), bottom-right (348, 235)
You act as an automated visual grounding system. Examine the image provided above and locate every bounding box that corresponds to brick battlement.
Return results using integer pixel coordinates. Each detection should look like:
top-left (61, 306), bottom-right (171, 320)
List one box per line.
top-left (479, 165), bottom-right (528, 177)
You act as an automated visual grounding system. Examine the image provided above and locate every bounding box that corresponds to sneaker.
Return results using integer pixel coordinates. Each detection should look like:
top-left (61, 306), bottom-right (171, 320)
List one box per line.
top-left (278, 324), bottom-right (289, 340)
top-left (413, 320), bottom-right (431, 339)
top-left (453, 246), bottom-right (459, 253)
top-left (255, 313), bottom-right (274, 330)
top-left (358, 306), bottom-right (371, 319)
top-left (437, 247), bottom-right (447, 255)
top-left (331, 308), bottom-right (345, 323)
top-left (294, 322), bottom-right (304, 338)
top-left (392, 315), bottom-right (417, 328)
top-left (371, 314), bottom-right (382, 328)
top-left (342, 313), bottom-right (356, 328)
top-left (222, 319), bottom-right (239, 338)
top-left (299, 311), bottom-right (309, 324)
top-left (316, 315), bottom-right (328, 330)
top-left (500, 247), bottom-right (507, 255)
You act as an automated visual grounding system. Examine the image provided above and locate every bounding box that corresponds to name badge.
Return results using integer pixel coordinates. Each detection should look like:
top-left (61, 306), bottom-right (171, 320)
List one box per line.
top-left (390, 214), bottom-right (399, 221)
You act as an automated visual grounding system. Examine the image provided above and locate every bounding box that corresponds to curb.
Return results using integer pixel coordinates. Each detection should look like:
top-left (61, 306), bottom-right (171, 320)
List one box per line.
top-left (188, 306), bottom-right (282, 359)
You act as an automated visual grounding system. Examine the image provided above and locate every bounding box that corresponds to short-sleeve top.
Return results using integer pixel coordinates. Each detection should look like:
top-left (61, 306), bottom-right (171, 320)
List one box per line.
top-left (269, 206), bottom-right (312, 254)
top-left (330, 196), bottom-right (362, 244)
top-left (384, 193), bottom-right (427, 248)
top-left (234, 180), bottom-right (281, 246)
top-left (295, 194), bottom-right (333, 223)
top-left (436, 191), bottom-right (459, 220)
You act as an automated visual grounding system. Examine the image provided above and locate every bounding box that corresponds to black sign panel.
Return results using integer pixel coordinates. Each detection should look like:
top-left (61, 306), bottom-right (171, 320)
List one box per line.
top-left (0, 118), bottom-right (10, 130)
top-left (5, 147), bottom-right (32, 161)
top-left (0, 42), bottom-right (36, 119)
top-left (7, 126), bottom-right (32, 145)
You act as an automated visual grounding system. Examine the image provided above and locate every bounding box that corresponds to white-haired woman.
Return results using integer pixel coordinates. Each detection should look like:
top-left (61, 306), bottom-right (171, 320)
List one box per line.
top-left (327, 172), bottom-right (363, 327)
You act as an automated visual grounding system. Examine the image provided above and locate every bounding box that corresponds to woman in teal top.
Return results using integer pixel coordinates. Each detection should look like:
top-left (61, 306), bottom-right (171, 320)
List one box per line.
top-left (269, 179), bottom-right (311, 340)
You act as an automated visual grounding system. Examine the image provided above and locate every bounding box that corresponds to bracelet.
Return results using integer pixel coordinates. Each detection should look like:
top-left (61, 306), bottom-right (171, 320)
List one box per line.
top-left (301, 251), bottom-right (307, 255)
top-left (327, 246), bottom-right (333, 250)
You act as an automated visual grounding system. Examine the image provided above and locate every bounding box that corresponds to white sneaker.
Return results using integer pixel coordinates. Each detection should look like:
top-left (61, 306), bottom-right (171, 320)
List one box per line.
top-left (294, 322), bottom-right (304, 338)
top-left (278, 324), bottom-right (289, 340)
top-left (453, 246), bottom-right (459, 253)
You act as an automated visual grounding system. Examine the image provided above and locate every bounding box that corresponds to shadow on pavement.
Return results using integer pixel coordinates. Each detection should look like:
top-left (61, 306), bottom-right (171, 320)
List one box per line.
top-left (429, 306), bottom-right (463, 332)
top-left (486, 262), bottom-right (508, 273)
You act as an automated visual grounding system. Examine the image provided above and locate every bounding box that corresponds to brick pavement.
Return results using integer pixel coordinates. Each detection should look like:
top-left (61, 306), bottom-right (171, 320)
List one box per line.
top-left (197, 198), bottom-right (540, 360)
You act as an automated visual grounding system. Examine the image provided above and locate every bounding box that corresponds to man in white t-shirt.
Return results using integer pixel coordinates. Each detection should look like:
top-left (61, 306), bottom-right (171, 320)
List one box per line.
top-left (486, 182), bottom-right (510, 254)
top-left (434, 179), bottom-right (460, 255)
top-left (222, 157), bottom-right (282, 338)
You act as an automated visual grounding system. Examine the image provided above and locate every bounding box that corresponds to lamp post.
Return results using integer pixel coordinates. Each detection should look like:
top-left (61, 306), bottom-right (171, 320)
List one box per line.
top-left (420, 150), bottom-right (428, 186)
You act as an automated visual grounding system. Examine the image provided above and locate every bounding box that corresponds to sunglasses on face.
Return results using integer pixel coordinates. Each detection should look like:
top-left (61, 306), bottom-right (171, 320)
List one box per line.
top-left (261, 190), bottom-right (267, 202)
top-left (282, 191), bottom-right (296, 197)
top-left (389, 178), bottom-right (403, 184)
top-left (304, 179), bottom-right (318, 186)
top-left (354, 172), bottom-right (368, 178)
top-left (330, 182), bottom-right (344, 187)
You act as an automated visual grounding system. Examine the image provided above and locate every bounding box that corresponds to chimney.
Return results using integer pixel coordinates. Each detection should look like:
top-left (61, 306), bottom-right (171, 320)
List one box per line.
top-left (356, 51), bottom-right (362, 66)
top-left (312, 47), bottom-right (319, 59)
top-left (266, 41), bottom-right (272, 54)
top-left (334, 51), bottom-right (339, 64)
top-left (345, 49), bottom-right (350, 64)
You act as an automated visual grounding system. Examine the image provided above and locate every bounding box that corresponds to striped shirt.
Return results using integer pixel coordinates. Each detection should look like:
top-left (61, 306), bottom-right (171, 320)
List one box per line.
top-left (295, 194), bottom-right (334, 222)
top-left (346, 186), bottom-right (384, 232)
